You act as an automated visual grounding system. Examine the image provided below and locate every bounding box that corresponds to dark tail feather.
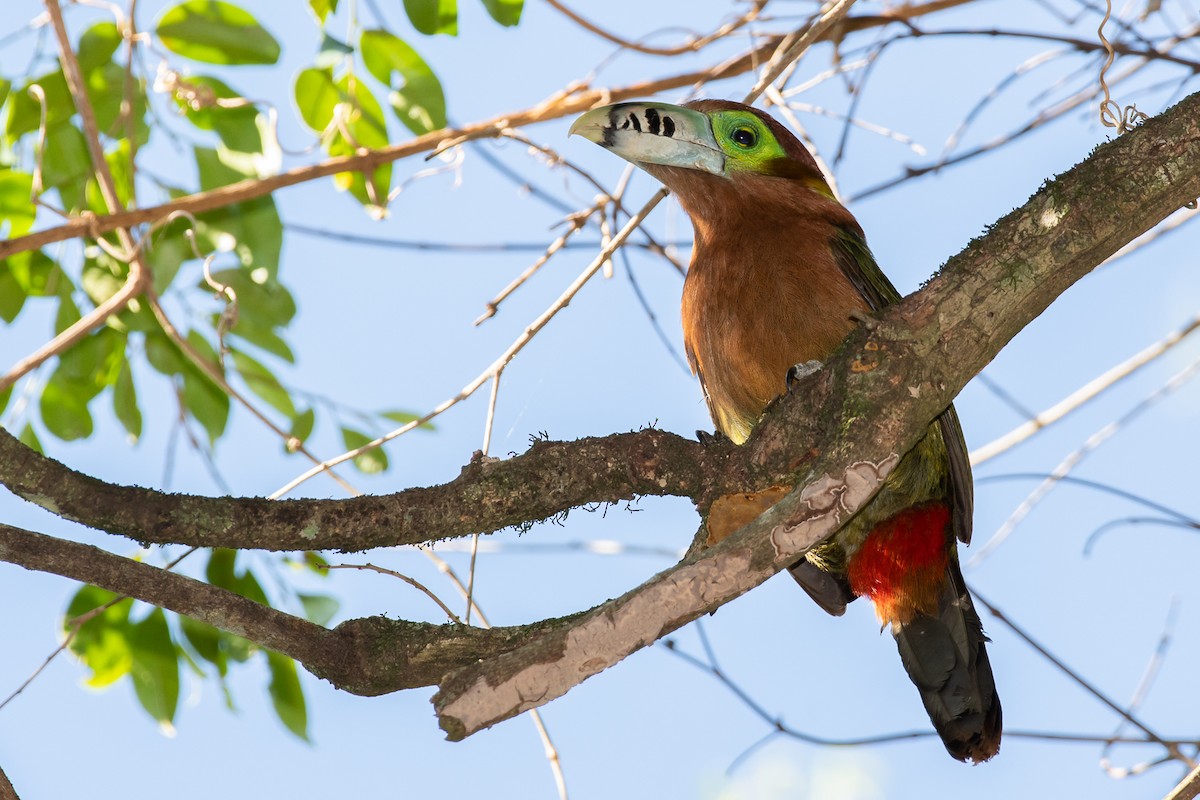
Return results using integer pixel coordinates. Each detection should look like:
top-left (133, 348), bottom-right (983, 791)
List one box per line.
top-left (892, 560), bottom-right (1002, 763)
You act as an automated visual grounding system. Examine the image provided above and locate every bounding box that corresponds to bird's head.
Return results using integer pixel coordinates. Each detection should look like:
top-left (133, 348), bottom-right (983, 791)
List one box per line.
top-left (570, 99), bottom-right (836, 224)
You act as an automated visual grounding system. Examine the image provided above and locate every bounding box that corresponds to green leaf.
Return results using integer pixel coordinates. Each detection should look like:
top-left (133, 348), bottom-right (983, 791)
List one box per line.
top-left (40, 124), bottom-right (91, 193)
top-left (78, 22), bottom-right (123, 72)
top-left (340, 426), bottom-right (388, 474)
top-left (308, 0), bottom-right (339, 25)
top-left (228, 320), bottom-right (295, 363)
top-left (128, 608), bottom-right (180, 726)
top-left (173, 76), bottom-right (263, 154)
top-left (0, 262), bottom-right (27, 323)
top-left (142, 215), bottom-right (195, 292)
top-left (65, 585), bottom-right (134, 688)
top-left (82, 252), bottom-right (129, 306)
top-left (0, 77), bottom-right (9, 111)
top-left (480, 0), bottom-right (522, 27)
top-left (302, 551), bottom-right (330, 575)
top-left (40, 371), bottom-right (95, 440)
top-left (58, 327), bottom-right (123, 390)
top-left (266, 651), bottom-right (308, 740)
top-left (206, 268), bottom-right (295, 329)
top-left (360, 29), bottom-right (446, 135)
top-left (205, 549), bottom-right (269, 605)
top-left (181, 332), bottom-right (229, 445)
top-left (54, 294), bottom-right (82, 335)
top-left (297, 593), bottom-right (338, 626)
top-left (381, 409), bottom-right (435, 431)
top-left (17, 423), bottom-right (43, 453)
top-left (83, 137), bottom-right (137, 210)
top-left (84, 64), bottom-right (149, 141)
top-left (144, 331), bottom-right (185, 376)
top-left (330, 75), bottom-right (392, 208)
top-left (404, 0), bottom-right (458, 35)
top-left (230, 348), bottom-right (295, 419)
top-left (288, 407), bottom-right (315, 450)
top-left (7, 250), bottom-right (64, 297)
top-left (0, 385), bottom-right (10, 416)
top-left (0, 171), bottom-right (35, 238)
top-left (193, 148), bottom-right (284, 275)
top-left (294, 68), bottom-right (392, 210)
top-left (157, 0), bottom-right (281, 65)
top-left (293, 67), bottom-right (340, 132)
top-left (113, 359), bottom-right (143, 441)
top-left (5, 71), bottom-right (72, 140)
top-left (179, 615), bottom-right (226, 676)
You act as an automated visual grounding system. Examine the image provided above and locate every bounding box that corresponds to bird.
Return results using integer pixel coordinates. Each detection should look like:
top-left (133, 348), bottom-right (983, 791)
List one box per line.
top-left (570, 99), bottom-right (1001, 763)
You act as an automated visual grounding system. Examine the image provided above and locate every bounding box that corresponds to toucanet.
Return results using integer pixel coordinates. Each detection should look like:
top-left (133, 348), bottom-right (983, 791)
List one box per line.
top-left (571, 99), bottom-right (1001, 763)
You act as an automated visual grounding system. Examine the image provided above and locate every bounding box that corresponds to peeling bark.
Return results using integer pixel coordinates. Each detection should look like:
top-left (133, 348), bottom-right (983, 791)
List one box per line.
top-left (1, 90), bottom-right (1199, 735)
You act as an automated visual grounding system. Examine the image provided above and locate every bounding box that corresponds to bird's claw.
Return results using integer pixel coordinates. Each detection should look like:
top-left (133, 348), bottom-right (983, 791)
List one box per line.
top-left (786, 360), bottom-right (823, 392)
top-left (696, 429), bottom-right (725, 447)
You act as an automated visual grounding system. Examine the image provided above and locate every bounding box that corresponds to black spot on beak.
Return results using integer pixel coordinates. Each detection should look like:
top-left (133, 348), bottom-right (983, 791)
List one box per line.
top-left (662, 115), bottom-right (675, 138)
top-left (645, 107), bottom-right (661, 135)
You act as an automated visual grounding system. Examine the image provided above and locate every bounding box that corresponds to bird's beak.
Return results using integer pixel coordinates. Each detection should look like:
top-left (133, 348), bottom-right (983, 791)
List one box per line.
top-left (569, 102), bottom-right (725, 176)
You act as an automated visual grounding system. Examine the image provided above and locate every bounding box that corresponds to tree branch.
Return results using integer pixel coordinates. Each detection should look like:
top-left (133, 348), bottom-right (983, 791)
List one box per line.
top-left (0, 523), bottom-right (569, 695)
top-left (0, 0), bottom-right (975, 262)
top-left (432, 91), bottom-right (1200, 738)
top-left (0, 427), bottom-right (717, 551)
top-left (3, 63), bottom-right (1199, 744)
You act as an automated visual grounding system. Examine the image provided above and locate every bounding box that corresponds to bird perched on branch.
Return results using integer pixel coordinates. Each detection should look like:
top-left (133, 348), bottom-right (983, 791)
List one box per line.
top-left (571, 99), bottom-right (1001, 763)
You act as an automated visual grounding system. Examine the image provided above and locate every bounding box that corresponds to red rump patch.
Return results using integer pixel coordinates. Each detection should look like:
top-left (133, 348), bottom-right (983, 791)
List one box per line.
top-left (847, 503), bottom-right (951, 625)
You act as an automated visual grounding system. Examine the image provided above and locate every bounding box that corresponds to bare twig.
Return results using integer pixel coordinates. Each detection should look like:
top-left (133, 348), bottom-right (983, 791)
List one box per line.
top-left (744, 0), bottom-right (860, 104)
top-left (321, 562), bottom-right (463, 624)
top-left (142, 289), bottom-right (358, 496)
top-left (0, 0), bottom-right (976, 263)
top-left (270, 189), bottom-right (668, 499)
top-left (972, 590), bottom-right (1181, 758)
top-left (970, 313), bottom-right (1200, 465)
top-left (969, 355), bottom-right (1200, 566)
top-left (544, 0), bottom-right (766, 57)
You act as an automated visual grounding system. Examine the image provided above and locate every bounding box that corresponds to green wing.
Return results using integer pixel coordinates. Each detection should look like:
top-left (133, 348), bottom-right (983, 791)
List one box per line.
top-left (832, 224), bottom-right (974, 545)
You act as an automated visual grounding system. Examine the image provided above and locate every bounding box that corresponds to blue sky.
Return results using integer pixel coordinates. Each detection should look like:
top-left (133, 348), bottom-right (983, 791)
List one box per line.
top-left (3, 1), bottom-right (1200, 798)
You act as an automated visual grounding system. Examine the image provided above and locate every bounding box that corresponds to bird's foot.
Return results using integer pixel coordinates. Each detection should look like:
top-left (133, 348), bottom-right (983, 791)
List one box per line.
top-left (786, 360), bottom-right (824, 392)
top-left (696, 429), bottom-right (725, 447)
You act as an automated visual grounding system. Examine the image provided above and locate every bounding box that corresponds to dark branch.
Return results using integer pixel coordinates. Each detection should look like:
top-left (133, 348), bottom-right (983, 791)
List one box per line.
top-left (0, 523), bottom-right (574, 696)
top-left (432, 91), bottom-right (1200, 737)
top-left (0, 428), bottom-right (713, 551)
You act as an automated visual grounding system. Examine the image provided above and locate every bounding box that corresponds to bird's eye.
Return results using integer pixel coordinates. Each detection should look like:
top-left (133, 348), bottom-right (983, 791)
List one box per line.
top-left (731, 127), bottom-right (757, 148)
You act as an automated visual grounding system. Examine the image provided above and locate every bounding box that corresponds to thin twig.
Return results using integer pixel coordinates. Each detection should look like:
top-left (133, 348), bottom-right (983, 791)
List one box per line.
top-left (0, 546), bottom-right (198, 714)
top-left (269, 189), bottom-right (668, 499)
top-left (544, 0), bottom-right (766, 57)
top-left (1100, 598), bottom-right (1181, 778)
top-left (969, 355), bottom-right (1200, 567)
top-left (320, 563), bottom-right (463, 624)
top-left (972, 589), bottom-right (1182, 758)
top-left (745, 0), bottom-right (860, 104)
top-left (970, 313), bottom-right (1200, 465)
top-left (0, 0), bottom-right (975, 263)
top-left (142, 289), bottom-right (358, 496)
top-left (417, 546), bottom-right (569, 798)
